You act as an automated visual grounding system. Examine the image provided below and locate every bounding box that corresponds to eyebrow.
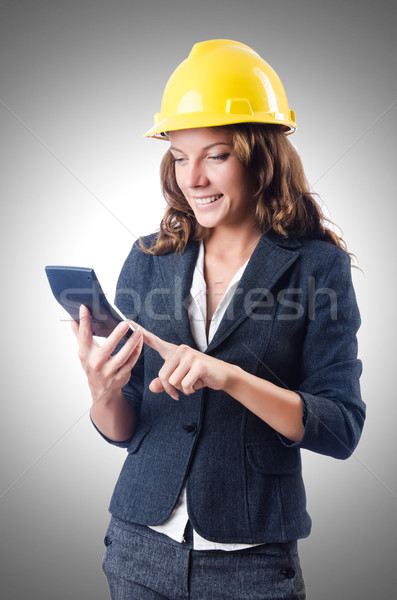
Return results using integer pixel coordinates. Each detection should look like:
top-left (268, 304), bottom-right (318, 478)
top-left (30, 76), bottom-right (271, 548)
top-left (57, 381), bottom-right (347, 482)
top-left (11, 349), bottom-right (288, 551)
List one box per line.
top-left (169, 142), bottom-right (232, 153)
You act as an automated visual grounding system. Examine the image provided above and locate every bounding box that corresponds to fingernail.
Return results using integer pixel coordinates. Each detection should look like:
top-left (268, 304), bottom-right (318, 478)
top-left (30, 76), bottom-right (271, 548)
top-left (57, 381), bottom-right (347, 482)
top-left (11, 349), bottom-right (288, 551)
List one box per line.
top-left (132, 327), bottom-right (142, 338)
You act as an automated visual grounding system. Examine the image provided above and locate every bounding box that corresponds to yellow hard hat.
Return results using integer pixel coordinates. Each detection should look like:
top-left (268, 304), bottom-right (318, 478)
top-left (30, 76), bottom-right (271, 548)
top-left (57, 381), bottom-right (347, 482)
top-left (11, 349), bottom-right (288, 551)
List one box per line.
top-left (143, 39), bottom-right (296, 139)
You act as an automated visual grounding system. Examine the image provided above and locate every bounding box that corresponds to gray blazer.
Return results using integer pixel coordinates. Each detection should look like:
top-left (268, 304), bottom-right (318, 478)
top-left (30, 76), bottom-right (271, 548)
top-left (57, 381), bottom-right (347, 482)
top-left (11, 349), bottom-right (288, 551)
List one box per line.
top-left (96, 232), bottom-right (365, 544)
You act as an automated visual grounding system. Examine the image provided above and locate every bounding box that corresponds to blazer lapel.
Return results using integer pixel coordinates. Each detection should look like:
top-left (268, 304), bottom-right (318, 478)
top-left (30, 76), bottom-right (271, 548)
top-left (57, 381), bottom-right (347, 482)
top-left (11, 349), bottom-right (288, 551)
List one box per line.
top-left (154, 240), bottom-right (200, 347)
top-left (153, 234), bottom-right (301, 351)
top-left (205, 234), bottom-right (301, 353)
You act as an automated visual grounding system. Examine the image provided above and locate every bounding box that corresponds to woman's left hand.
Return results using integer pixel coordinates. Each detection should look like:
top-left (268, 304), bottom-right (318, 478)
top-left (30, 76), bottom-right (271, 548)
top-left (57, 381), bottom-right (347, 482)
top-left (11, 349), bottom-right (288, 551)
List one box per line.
top-left (132, 322), bottom-right (233, 401)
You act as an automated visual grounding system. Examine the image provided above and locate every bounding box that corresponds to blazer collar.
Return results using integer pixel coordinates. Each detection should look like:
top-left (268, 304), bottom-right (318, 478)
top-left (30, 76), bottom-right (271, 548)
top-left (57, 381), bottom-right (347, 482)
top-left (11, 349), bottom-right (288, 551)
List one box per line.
top-left (154, 233), bottom-right (301, 350)
top-left (206, 233), bottom-right (301, 352)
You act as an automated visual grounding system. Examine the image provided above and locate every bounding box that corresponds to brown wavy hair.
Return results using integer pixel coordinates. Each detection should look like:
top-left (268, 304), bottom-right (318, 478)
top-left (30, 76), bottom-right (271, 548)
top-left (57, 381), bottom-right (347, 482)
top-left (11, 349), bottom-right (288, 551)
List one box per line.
top-left (139, 123), bottom-right (351, 258)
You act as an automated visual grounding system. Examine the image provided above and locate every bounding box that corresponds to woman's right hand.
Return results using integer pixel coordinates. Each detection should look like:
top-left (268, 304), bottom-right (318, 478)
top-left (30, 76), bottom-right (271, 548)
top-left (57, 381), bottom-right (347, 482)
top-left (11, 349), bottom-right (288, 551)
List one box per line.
top-left (71, 304), bottom-right (143, 405)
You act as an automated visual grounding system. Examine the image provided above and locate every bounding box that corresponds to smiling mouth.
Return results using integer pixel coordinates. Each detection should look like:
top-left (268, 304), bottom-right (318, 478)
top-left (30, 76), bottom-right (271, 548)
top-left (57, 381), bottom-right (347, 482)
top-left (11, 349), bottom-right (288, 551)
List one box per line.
top-left (194, 194), bottom-right (223, 205)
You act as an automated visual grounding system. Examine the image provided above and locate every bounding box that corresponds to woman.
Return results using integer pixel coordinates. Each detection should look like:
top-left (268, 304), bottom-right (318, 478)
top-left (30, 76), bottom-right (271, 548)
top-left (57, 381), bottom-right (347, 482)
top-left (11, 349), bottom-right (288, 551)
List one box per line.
top-left (72, 40), bottom-right (365, 599)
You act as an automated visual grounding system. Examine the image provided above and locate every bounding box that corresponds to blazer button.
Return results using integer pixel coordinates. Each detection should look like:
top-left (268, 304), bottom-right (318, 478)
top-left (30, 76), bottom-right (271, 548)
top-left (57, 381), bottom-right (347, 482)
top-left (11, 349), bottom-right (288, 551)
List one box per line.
top-left (184, 423), bottom-right (197, 434)
top-left (280, 567), bottom-right (295, 579)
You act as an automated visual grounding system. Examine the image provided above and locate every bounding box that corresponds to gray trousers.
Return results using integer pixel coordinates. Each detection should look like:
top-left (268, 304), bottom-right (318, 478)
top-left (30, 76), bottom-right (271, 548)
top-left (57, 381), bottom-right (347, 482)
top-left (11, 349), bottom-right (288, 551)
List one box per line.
top-left (102, 516), bottom-right (306, 600)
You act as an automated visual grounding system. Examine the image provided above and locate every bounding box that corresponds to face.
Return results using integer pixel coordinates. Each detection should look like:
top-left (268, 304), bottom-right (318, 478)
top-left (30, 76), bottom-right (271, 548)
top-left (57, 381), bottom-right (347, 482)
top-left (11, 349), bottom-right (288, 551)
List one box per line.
top-left (169, 128), bottom-right (256, 232)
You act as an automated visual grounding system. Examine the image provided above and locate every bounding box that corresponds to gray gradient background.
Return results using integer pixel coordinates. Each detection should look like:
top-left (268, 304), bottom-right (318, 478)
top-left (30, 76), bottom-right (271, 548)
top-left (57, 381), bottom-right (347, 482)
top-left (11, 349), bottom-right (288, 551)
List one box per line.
top-left (0, 0), bottom-right (395, 598)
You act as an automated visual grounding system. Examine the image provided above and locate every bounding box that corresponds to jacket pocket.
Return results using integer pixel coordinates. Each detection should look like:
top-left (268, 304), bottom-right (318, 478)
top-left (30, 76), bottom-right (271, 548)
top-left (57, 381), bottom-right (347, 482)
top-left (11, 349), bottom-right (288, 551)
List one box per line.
top-left (127, 424), bottom-right (152, 454)
top-left (246, 442), bottom-right (300, 475)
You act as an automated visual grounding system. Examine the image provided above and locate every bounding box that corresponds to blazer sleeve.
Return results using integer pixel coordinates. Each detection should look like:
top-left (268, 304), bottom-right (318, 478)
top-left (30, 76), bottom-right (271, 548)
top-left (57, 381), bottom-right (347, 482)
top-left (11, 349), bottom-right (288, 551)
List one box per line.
top-left (279, 248), bottom-right (365, 459)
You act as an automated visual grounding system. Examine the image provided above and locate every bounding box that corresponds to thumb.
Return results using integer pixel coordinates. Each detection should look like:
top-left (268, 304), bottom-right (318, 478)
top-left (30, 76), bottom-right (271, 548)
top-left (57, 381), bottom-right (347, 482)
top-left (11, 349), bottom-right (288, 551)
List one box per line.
top-left (149, 377), bottom-right (165, 394)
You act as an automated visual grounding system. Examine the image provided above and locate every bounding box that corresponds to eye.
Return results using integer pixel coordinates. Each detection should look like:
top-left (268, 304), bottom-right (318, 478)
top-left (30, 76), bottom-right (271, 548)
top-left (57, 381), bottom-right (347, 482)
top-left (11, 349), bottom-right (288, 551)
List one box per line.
top-left (172, 156), bottom-right (187, 164)
top-left (208, 153), bottom-right (230, 162)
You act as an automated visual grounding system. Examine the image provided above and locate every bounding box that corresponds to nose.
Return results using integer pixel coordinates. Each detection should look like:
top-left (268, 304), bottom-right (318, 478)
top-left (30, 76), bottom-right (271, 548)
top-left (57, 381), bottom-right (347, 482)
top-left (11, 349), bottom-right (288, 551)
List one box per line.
top-left (185, 159), bottom-right (209, 188)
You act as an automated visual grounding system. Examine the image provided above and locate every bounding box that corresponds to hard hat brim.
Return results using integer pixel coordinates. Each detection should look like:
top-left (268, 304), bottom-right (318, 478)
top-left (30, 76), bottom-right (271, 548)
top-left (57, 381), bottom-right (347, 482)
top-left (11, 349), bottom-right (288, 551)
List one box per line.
top-left (143, 111), bottom-right (297, 139)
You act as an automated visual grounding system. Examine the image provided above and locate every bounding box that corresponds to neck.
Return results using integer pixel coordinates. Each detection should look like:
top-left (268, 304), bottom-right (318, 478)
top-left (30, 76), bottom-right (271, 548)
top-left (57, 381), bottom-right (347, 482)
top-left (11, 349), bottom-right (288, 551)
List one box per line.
top-left (205, 225), bottom-right (262, 262)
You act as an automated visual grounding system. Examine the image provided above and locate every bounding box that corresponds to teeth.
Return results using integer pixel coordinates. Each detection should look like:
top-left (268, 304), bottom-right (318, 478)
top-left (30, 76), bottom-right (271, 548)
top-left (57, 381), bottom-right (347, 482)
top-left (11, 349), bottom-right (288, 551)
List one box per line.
top-left (195, 194), bottom-right (222, 205)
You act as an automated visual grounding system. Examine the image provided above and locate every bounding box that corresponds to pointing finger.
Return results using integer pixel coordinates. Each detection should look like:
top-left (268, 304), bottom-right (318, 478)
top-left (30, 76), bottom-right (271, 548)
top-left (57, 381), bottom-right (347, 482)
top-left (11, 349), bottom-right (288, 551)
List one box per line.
top-left (128, 320), bottom-right (176, 359)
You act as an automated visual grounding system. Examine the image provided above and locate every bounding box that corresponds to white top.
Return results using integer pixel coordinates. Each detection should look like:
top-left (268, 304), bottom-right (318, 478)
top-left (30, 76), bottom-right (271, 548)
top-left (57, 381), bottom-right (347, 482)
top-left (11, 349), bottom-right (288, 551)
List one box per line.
top-left (150, 241), bottom-right (259, 550)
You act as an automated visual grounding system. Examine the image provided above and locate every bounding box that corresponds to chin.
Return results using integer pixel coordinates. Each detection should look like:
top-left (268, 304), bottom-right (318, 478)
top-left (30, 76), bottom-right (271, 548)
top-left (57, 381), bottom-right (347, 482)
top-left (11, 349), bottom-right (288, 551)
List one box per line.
top-left (196, 218), bottom-right (221, 229)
